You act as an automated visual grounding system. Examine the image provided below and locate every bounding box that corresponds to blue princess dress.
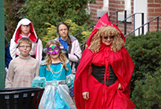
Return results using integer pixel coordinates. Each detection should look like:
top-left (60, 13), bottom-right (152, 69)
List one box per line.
top-left (31, 60), bottom-right (76, 109)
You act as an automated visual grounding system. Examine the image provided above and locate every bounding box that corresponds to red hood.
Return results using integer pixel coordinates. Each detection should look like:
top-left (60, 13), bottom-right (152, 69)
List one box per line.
top-left (13, 18), bottom-right (37, 43)
top-left (86, 12), bottom-right (125, 46)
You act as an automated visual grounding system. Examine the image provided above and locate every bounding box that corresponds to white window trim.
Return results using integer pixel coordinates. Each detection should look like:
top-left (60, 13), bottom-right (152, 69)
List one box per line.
top-left (118, 0), bottom-right (132, 22)
top-left (85, 2), bottom-right (90, 15)
top-left (134, 0), bottom-right (147, 35)
top-left (97, 0), bottom-right (109, 18)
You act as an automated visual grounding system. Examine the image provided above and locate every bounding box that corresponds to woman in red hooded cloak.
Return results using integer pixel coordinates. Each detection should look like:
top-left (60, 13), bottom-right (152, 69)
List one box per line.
top-left (74, 12), bottom-right (135, 109)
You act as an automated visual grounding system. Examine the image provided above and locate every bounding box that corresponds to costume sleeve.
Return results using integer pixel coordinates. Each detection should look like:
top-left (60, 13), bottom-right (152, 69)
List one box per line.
top-left (39, 65), bottom-right (46, 77)
top-left (121, 47), bottom-right (134, 83)
top-left (81, 65), bottom-right (90, 92)
top-left (120, 47), bottom-right (134, 97)
top-left (65, 61), bottom-right (75, 88)
top-left (31, 76), bottom-right (46, 88)
top-left (68, 40), bottom-right (82, 62)
top-left (36, 39), bottom-right (43, 63)
top-left (5, 60), bottom-right (14, 88)
top-left (74, 47), bottom-right (93, 109)
top-left (112, 47), bottom-right (134, 94)
top-left (9, 38), bottom-right (18, 59)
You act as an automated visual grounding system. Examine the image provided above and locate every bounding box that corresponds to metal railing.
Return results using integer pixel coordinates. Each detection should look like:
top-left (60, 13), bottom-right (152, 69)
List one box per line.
top-left (116, 12), bottom-right (144, 35)
top-left (74, 24), bottom-right (95, 38)
top-left (109, 10), bottom-right (127, 24)
top-left (125, 15), bottom-right (161, 37)
top-left (75, 10), bottom-right (128, 38)
top-left (109, 10), bottom-right (145, 36)
top-left (75, 10), bottom-right (128, 51)
top-left (74, 24), bottom-right (95, 51)
top-left (76, 10), bottom-right (160, 51)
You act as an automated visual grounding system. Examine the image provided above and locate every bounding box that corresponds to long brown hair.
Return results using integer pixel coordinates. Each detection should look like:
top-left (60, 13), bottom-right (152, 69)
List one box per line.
top-left (57, 22), bottom-right (72, 45)
top-left (45, 39), bottom-right (68, 70)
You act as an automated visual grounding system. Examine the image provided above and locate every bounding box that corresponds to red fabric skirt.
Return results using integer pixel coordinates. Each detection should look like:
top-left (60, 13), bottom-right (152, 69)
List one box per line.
top-left (84, 75), bottom-right (135, 109)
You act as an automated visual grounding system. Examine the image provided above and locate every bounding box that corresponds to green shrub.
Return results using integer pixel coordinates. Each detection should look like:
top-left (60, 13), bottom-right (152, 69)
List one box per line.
top-left (42, 19), bottom-right (93, 47)
top-left (131, 71), bottom-right (161, 109)
top-left (125, 31), bottom-right (161, 83)
top-left (19, 0), bottom-right (96, 39)
top-left (5, 0), bottom-right (25, 40)
top-left (125, 30), bottom-right (161, 108)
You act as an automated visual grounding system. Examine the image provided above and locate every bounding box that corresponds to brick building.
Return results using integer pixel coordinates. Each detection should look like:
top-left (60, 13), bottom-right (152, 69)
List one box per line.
top-left (88, 0), bottom-right (161, 35)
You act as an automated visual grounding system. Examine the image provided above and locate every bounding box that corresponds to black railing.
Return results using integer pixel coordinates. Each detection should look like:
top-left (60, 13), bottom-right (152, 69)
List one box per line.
top-left (76, 10), bottom-right (160, 51)
top-left (74, 24), bottom-right (95, 51)
top-left (116, 12), bottom-right (144, 35)
top-left (109, 10), bottom-right (127, 24)
top-left (75, 10), bottom-right (128, 51)
top-left (125, 15), bottom-right (161, 37)
top-left (79, 41), bottom-right (86, 51)
top-left (109, 10), bottom-right (128, 35)
top-left (74, 10), bottom-right (127, 38)
top-left (74, 24), bottom-right (95, 38)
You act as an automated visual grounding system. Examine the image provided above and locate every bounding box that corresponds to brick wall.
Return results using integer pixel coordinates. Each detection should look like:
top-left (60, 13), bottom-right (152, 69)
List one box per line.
top-left (89, 0), bottom-right (133, 35)
top-left (89, 0), bottom-right (161, 34)
top-left (109, 0), bottom-right (124, 23)
top-left (147, 0), bottom-right (161, 32)
top-left (89, 0), bottom-right (103, 22)
top-left (108, 0), bottom-right (126, 34)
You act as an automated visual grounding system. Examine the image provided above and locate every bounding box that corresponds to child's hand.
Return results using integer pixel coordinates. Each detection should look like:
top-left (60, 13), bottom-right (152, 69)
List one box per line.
top-left (82, 92), bottom-right (89, 100)
top-left (117, 83), bottom-right (122, 90)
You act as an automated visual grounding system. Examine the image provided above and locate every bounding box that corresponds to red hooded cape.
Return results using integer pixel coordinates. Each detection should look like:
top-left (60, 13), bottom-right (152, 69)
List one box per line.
top-left (74, 13), bottom-right (135, 109)
top-left (14, 23), bottom-right (37, 43)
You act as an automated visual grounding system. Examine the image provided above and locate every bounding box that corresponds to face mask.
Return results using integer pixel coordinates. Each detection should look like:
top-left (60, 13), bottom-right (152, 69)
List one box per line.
top-left (47, 45), bottom-right (60, 55)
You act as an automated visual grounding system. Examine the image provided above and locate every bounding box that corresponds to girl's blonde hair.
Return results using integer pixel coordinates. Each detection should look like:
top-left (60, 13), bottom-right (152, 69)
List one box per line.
top-left (45, 40), bottom-right (68, 71)
top-left (88, 26), bottom-right (124, 53)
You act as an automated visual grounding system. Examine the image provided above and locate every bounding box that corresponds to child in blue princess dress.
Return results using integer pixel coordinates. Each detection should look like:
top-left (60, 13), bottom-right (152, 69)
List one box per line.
top-left (31, 40), bottom-right (76, 109)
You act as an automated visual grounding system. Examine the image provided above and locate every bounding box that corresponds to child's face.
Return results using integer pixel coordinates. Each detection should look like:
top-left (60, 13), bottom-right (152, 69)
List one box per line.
top-left (18, 43), bottom-right (31, 57)
top-left (58, 24), bottom-right (68, 40)
top-left (48, 44), bottom-right (60, 59)
top-left (20, 25), bottom-right (31, 36)
top-left (47, 45), bottom-right (60, 55)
